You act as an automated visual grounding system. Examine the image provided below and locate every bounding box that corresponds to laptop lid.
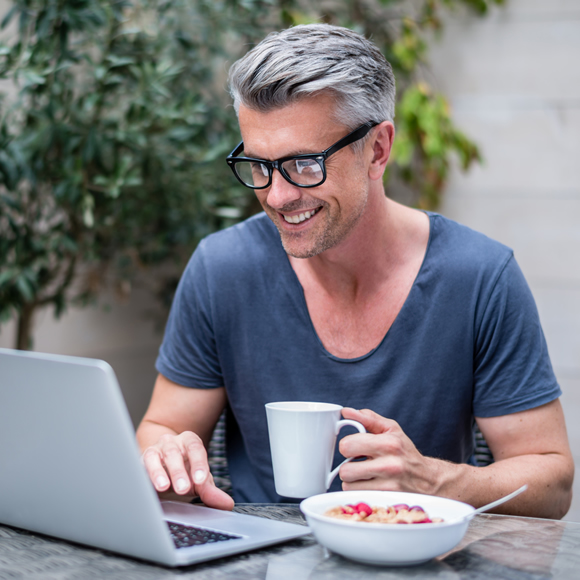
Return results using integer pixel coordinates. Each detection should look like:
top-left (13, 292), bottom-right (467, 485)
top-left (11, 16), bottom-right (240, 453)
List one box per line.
top-left (0, 348), bottom-right (309, 566)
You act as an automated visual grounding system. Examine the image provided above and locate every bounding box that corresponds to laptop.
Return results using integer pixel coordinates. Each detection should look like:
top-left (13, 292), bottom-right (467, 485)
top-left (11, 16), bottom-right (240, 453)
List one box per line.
top-left (0, 348), bottom-right (310, 566)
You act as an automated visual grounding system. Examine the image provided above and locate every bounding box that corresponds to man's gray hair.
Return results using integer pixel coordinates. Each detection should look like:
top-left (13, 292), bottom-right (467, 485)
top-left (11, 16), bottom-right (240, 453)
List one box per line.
top-left (228, 24), bottom-right (396, 130)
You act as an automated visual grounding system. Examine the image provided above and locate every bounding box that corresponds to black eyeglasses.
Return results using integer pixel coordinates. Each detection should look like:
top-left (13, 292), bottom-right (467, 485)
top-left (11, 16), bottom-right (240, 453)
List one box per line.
top-left (226, 121), bottom-right (379, 190)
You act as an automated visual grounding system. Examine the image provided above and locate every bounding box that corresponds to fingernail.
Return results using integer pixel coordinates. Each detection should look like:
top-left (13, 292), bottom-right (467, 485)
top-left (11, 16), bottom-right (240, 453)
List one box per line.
top-left (156, 476), bottom-right (169, 488)
top-left (193, 470), bottom-right (206, 484)
top-left (176, 478), bottom-right (188, 492)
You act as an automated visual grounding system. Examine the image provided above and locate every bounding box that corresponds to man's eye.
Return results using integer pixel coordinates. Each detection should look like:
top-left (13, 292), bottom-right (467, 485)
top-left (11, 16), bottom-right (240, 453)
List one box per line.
top-left (295, 159), bottom-right (321, 175)
top-left (251, 162), bottom-right (269, 177)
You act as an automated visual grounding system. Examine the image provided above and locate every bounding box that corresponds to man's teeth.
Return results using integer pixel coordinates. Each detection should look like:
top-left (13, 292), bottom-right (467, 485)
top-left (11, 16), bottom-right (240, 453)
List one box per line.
top-left (283, 208), bottom-right (319, 224)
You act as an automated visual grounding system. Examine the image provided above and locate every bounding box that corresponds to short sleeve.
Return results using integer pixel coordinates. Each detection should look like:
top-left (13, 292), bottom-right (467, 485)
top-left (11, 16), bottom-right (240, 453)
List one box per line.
top-left (155, 240), bottom-right (224, 389)
top-left (473, 255), bottom-right (561, 417)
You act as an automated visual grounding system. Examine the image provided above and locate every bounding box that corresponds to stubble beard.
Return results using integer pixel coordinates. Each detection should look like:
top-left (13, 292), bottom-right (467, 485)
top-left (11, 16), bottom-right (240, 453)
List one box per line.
top-left (267, 188), bottom-right (369, 260)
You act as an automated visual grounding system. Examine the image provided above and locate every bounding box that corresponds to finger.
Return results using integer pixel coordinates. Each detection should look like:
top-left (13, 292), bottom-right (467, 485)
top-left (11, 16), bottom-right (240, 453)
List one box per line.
top-left (341, 407), bottom-right (399, 435)
top-left (339, 431), bottom-right (405, 459)
top-left (159, 435), bottom-right (193, 495)
top-left (142, 447), bottom-right (172, 492)
top-left (339, 455), bottom-right (403, 483)
top-left (341, 477), bottom-right (402, 492)
top-left (175, 433), bottom-right (234, 510)
top-left (197, 475), bottom-right (235, 511)
top-left (180, 432), bottom-right (212, 493)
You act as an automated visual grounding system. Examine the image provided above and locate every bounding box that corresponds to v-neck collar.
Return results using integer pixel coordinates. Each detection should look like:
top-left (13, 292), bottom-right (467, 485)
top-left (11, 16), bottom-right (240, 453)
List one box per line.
top-left (278, 212), bottom-right (435, 363)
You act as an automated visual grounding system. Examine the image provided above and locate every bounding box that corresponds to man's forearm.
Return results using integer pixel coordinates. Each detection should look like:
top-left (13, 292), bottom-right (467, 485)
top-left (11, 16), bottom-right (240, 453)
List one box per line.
top-left (339, 405), bottom-right (574, 519)
top-left (432, 452), bottom-right (573, 519)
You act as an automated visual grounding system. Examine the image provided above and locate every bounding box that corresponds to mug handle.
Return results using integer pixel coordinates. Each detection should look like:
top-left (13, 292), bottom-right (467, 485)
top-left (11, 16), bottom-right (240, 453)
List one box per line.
top-left (326, 419), bottom-right (366, 490)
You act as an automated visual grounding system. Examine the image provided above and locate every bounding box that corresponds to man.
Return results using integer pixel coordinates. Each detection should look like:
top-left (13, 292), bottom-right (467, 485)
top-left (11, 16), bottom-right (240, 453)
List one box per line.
top-left (137, 24), bottom-right (573, 517)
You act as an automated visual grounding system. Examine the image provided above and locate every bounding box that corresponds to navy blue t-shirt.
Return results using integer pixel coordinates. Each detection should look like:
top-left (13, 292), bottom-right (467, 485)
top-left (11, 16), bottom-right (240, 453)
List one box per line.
top-left (156, 212), bottom-right (561, 503)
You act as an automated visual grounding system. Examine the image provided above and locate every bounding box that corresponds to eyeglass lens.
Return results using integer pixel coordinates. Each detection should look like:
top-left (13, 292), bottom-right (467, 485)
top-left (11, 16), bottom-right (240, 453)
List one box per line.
top-left (235, 157), bottom-right (324, 188)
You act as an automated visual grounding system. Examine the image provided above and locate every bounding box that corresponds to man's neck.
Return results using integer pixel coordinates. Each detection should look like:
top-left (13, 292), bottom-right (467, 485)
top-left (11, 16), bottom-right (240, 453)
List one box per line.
top-left (288, 192), bottom-right (428, 302)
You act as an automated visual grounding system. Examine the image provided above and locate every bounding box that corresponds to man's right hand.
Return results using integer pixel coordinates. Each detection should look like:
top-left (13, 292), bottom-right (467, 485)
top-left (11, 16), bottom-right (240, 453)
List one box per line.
top-left (141, 430), bottom-right (234, 511)
top-left (137, 375), bottom-right (232, 510)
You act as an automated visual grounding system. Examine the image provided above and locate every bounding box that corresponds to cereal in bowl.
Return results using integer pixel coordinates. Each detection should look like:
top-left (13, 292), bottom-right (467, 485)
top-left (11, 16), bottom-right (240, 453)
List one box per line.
top-left (324, 502), bottom-right (443, 524)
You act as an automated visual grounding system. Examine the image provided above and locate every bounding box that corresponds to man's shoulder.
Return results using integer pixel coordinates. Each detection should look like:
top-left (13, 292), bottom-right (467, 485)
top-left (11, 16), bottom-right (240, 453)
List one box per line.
top-left (203, 212), bottom-right (277, 244)
top-left (428, 212), bottom-right (513, 270)
top-left (195, 212), bottom-right (282, 272)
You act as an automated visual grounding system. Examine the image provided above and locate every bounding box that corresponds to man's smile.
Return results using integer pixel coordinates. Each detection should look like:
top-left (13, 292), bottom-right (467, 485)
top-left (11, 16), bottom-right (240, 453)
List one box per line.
top-left (281, 207), bottom-right (321, 225)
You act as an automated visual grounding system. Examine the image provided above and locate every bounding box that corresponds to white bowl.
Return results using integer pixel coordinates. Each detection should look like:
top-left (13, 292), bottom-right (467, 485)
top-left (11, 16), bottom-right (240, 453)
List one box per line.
top-left (300, 490), bottom-right (475, 566)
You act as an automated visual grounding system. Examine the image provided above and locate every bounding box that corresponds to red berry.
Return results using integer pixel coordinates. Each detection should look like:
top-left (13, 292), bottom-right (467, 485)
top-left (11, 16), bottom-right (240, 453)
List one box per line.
top-left (393, 504), bottom-right (409, 512)
top-left (355, 502), bottom-right (373, 516)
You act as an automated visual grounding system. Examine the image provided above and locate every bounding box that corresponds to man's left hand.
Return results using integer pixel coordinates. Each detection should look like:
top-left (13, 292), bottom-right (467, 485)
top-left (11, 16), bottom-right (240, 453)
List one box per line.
top-left (338, 402), bottom-right (574, 520)
top-left (338, 407), bottom-right (442, 496)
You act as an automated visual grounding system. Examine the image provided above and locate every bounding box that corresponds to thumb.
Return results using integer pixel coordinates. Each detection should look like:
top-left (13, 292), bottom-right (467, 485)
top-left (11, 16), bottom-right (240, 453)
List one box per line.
top-left (196, 473), bottom-right (235, 511)
top-left (341, 407), bottom-right (398, 435)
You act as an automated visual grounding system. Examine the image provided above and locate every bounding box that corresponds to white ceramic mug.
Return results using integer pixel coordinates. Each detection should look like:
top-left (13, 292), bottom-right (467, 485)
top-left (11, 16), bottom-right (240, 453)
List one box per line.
top-left (265, 401), bottom-right (366, 498)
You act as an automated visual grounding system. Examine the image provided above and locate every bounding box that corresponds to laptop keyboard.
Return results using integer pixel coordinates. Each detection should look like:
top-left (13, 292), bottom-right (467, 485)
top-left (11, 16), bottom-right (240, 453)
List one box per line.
top-left (166, 521), bottom-right (242, 549)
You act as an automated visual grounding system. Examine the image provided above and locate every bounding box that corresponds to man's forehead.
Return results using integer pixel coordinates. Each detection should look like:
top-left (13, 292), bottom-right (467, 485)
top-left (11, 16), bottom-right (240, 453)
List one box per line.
top-left (237, 99), bottom-right (347, 159)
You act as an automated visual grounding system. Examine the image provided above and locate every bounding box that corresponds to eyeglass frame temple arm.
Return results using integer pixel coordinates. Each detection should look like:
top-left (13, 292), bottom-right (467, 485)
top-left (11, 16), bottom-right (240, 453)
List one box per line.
top-left (322, 121), bottom-right (379, 159)
top-left (228, 141), bottom-right (245, 159)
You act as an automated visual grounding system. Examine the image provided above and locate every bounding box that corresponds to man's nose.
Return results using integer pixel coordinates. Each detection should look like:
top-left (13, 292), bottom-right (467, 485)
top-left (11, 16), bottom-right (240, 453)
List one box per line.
top-left (265, 169), bottom-right (302, 210)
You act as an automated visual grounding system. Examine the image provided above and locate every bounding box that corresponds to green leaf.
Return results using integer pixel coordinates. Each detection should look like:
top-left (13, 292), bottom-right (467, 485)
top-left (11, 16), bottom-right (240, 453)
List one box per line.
top-left (0, 268), bottom-right (18, 287)
top-left (16, 275), bottom-right (35, 301)
top-left (20, 70), bottom-right (47, 87)
top-left (0, 6), bottom-right (17, 30)
top-left (95, 65), bottom-right (107, 80)
top-left (82, 194), bottom-right (95, 228)
top-left (0, 192), bottom-right (20, 210)
top-left (106, 55), bottom-right (136, 68)
top-left (0, 150), bottom-right (20, 189)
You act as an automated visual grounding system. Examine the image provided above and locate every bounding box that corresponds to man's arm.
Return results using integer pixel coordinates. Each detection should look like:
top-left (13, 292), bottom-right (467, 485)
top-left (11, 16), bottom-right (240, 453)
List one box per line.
top-left (136, 373), bottom-right (234, 510)
top-left (339, 399), bottom-right (573, 519)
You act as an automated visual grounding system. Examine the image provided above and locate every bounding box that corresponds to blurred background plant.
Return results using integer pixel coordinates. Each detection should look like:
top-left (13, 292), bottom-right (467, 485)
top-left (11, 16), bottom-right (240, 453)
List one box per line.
top-left (0, 0), bottom-right (502, 350)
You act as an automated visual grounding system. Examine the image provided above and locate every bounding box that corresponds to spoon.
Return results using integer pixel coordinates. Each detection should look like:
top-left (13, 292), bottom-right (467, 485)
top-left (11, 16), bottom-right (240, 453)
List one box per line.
top-left (472, 484), bottom-right (528, 516)
top-left (449, 484), bottom-right (528, 523)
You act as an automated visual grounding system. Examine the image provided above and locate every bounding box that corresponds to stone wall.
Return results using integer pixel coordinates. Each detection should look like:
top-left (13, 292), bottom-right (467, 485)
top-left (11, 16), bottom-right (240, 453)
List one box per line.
top-left (429, 0), bottom-right (580, 520)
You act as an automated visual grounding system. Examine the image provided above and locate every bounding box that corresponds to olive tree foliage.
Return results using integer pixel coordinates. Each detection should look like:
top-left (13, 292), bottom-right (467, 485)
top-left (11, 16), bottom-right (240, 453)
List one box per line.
top-left (0, 0), bottom-right (258, 349)
top-left (0, 0), bottom-right (503, 350)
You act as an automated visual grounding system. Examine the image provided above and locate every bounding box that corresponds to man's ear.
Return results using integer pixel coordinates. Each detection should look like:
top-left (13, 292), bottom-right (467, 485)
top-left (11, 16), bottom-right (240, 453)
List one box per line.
top-left (368, 121), bottom-right (395, 181)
